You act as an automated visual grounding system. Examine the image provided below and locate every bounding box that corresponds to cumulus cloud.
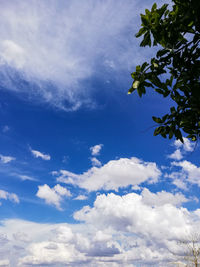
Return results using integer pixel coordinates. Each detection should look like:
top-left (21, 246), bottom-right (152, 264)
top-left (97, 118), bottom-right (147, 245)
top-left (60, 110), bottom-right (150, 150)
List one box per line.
top-left (0, 154), bottom-right (15, 163)
top-left (30, 149), bottom-right (50, 160)
top-left (171, 160), bottom-right (200, 187)
top-left (165, 159), bottom-right (200, 190)
top-left (0, 189), bottom-right (19, 204)
top-left (0, 186), bottom-right (199, 266)
top-left (55, 157), bottom-right (161, 191)
top-left (141, 188), bottom-right (189, 207)
top-left (90, 144), bottom-right (103, 156)
top-left (171, 177), bottom-right (188, 191)
top-left (36, 184), bottom-right (71, 210)
top-left (74, 191), bottom-right (193, 240)
top-left (168, 149), bottom-right (183, 161)
top-left (168, 138), bottom-right (195, 161)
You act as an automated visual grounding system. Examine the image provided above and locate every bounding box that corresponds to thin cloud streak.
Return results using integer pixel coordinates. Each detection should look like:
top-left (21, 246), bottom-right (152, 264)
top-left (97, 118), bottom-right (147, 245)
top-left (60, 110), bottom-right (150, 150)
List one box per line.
top-left (30, 149), bottom-right (51, 161)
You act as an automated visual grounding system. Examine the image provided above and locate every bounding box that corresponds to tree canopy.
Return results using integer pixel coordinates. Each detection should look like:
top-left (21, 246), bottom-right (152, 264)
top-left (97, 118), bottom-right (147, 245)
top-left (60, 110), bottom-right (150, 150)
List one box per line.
top-left (128, 0), bottom-right (200, 142)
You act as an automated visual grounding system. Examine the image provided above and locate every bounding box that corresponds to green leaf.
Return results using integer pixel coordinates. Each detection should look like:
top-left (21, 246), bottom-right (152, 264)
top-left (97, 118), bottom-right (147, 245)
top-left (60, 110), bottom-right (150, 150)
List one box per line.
top-left (140, 32), bottom-right (151, 47)
top-left (135, 27), bottom-right (147, 38)
top-left (169, 130), bottom-right (174, 139)
top-left (175, 129), bottom-right (183, 142)
top-left (170, 107), bottom-right (176, 114)
top-left (151, 3), bottom-right (157, 12)
top-left (154, 127), bottom-right (162, 136)
top-left (161, 132), bottom-right (167, 138)
top-left (131, 72), bottom-right (137, 79)
top-left (129, 0), bottom-right (200, 143)
top-left (156, 49), bottom-right (168, 58)
top-left (132, 80), bottom-right (140, 89)
top-left (151, 75), bottom-right (162, 87)
top-left (141, 14), bottom-right (148, 26)
top-left (155, 88), bottom-right (164, 95)
top-left (136, 65), bottom-right (141, 72)
top-left (141, 62), bottom-right (148, 71)
top-left (152, 116), bottom-right (162, 123)
top-left (137, 87), bottom-right (142, 97)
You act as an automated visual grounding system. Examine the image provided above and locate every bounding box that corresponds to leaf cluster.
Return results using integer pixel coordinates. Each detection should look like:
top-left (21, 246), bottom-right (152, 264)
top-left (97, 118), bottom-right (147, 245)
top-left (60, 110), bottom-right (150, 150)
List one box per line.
top-left (129, 0), bottom-right (200, 142)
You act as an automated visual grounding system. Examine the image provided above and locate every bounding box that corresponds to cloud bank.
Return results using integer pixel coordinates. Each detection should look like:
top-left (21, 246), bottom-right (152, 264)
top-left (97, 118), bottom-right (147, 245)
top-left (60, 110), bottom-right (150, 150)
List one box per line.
top-left (0, 189), bottom-right (199, 266)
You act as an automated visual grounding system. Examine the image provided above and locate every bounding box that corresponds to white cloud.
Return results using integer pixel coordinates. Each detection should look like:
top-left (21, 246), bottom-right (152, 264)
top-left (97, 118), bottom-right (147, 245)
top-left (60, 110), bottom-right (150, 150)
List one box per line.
top-left (0, 259), bottom-right (9, 267)
top-left (165, 160), bottom-right (200, 190)
top-left (90, 144), bottom-right (103, 156)
top-left (17, 174), bottom-right (38, 182)
top-left (172, 178), bottom-right (188, 191)
top-left (171, 160), bottom-right (200, 187)
top-left (168, 138), bottom-right (195, 161)
top-left (13, 231), bottom-right (30, 243)
top-left (0, 189), bottom-right (19, 204)
top-left (168, 149), bottom-right (183, 161)
top-left (53, 184), bottom-right (71, 197)
top-left (30, 149), bottom-right (50, 160)
top-left (141, 188), bottom-right (188, 207)
top-left (0, 0), bottom-right (150, 111)
top-left (55, 157), bottom-right (161, 191)
top-left (74, 195), bottom-right (88, 201)
top-left (91, 157), bottom-right (101, 166)
top-left (132, 185), bottom-right (141, 191)
top-left (19, 241), bottom-right (86, 266)
top-left (174, 137), bottom-right (195, 152)
top-left (0, 186), bottom-right (199, 267)
top-left (36, 184), bottom-right (71, 210)
top-left (74, 191), bottom-right (193, 240)
top-left (1, 40), bottom-right (25, 69)
top-left (9, 172), bottom-right (38, 182)
top-left (0, 154), bottom-right (15, 164)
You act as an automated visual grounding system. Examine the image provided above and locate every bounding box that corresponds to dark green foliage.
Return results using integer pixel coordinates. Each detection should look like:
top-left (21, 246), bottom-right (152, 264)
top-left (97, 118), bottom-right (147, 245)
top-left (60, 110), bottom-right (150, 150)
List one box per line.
top-left (129, 0), bottom-right (200, 142)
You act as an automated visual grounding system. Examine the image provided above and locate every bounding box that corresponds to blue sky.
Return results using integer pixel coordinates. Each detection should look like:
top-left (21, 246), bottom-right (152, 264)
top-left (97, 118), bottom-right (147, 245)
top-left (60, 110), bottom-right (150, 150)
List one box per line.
top-left (0, 0), bottom-right (200, 266)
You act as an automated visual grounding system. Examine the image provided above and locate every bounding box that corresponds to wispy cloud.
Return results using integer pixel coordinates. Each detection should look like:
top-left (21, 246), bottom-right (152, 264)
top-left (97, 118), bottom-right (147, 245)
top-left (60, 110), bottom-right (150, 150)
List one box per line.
top-left (30, 149), bottom-right (50, 161)
top-left (0, 189), bottom-right (19, 204)
top-left (74, 195), bottom-right (88, 201)
top-left (0, 154), bottom-right (15, 164)
top-left (17, 174), bottom-right (38, 182)
top-left (0, 0), bottom-right (150, 111)
top-left (2, 125), bottom-right (10, 133)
